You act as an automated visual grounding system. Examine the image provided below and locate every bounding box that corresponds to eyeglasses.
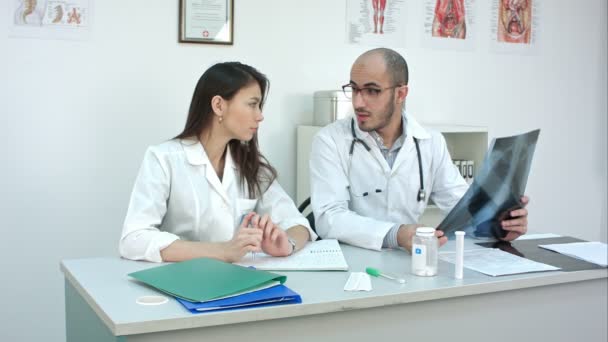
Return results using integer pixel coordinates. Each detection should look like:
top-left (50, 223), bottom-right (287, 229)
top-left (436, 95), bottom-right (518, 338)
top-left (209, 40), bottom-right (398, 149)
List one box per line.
top-left (342, 84), bottom-right (404, 100)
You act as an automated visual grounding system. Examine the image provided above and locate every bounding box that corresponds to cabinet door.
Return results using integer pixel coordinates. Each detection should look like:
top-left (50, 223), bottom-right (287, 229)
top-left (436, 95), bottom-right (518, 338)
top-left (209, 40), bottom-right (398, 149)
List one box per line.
top-left (296, 126), bottom-right (322, 208)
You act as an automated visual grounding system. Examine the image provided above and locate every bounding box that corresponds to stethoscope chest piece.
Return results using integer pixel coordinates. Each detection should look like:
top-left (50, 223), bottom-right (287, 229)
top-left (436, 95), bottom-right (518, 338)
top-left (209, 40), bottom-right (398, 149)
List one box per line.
top-left (417, 189), bottom-right (426, 202)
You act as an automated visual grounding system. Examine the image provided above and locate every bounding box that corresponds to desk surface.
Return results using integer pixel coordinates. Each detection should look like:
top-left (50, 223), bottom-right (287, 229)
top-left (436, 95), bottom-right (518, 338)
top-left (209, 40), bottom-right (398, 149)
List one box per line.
top-left (60, 239), bottom-right (607, 336)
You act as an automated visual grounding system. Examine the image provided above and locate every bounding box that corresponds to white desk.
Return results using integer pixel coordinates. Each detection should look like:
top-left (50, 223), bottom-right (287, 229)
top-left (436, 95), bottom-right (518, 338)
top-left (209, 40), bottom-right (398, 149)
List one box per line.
top-left (61, 240), bottom-right (607, 342)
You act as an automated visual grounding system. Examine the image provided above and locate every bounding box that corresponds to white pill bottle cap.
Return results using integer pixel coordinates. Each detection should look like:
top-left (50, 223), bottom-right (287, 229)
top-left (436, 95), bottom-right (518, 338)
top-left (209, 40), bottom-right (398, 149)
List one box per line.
top-left (416, 227), bottom-right (436, 237)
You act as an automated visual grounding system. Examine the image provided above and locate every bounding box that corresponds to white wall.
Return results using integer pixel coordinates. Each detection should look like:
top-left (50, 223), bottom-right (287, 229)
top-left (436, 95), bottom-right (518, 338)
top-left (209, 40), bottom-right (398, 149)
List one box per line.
top-left (0, 1), bottom-right (605, 341)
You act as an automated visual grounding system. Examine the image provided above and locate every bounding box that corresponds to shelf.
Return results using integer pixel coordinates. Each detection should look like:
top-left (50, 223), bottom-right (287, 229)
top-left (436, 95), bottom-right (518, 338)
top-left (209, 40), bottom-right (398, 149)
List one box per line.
top-left (424, 124), bottom-right (488, 133)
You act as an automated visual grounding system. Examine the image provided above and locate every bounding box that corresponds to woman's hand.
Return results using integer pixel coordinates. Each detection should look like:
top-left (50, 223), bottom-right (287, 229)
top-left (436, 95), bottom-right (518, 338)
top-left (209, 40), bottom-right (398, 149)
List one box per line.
top-left (253, 213), bottom-right (292, 257)
top-left (223, 212), bottom-right (263, 263)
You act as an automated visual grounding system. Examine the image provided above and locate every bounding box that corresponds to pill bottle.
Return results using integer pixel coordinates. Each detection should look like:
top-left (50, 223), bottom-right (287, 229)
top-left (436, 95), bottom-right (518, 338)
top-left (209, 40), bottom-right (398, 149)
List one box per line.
top-left (411, 227), bottom-right (438, 277)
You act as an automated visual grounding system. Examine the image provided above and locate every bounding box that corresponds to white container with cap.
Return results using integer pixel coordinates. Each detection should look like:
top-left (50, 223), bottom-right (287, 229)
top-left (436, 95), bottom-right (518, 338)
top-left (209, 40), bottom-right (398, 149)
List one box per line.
top-left (454, 231), bottom-right (466, 279)
top-left (313, 90), bottom-right (354, 126)
top-left (411, 227), bottom-right (439, 277)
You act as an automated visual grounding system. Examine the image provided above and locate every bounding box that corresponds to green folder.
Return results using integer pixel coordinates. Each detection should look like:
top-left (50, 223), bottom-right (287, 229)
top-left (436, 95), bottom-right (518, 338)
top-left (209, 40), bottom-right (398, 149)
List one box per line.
top-left (128, 258), bottom-right (287, 302)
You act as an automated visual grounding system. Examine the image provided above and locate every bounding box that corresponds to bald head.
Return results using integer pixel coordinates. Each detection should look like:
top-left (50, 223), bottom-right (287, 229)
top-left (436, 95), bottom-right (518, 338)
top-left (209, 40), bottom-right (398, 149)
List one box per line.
top-left (355, 48), bottom-right (409, 86)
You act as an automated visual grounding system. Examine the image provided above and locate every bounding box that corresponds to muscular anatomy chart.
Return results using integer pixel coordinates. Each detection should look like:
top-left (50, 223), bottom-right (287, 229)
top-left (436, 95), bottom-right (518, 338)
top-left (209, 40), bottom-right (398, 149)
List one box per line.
top-left (432, 0), bottom-right (467, 39)
top-left (371, 0), bottom-right (388, 34)
top-left (497, 0), bottom-right (532, 44)
top-left (346, 0), bottom-right (407, 47)
top-left (422, 0), bottom-right (476, 50)
top-left (490, 0), bottom-right (539, 54)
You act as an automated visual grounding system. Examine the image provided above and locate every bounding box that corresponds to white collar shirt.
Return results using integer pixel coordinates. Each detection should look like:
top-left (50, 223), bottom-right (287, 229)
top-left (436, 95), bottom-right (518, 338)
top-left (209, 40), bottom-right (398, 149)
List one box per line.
top-left (120, 139), bottom-right (315, 262)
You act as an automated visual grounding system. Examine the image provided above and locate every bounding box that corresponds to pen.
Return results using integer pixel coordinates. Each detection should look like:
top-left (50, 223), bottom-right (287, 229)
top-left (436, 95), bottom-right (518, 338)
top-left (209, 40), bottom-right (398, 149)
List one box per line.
top-left (365, 267), bottom-right (406, 284)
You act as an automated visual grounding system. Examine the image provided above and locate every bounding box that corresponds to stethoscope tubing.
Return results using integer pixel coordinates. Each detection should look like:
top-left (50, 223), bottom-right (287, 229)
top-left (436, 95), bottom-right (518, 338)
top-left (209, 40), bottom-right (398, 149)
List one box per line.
top-left (348, 118), bottom-right (426, 202)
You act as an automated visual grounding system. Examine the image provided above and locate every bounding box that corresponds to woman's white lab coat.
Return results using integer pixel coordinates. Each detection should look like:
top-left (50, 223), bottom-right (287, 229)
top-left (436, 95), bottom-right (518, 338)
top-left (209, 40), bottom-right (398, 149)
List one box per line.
top-left (310, 112), bottom-right (467, 251)
top-left (120, 139), bottom-right (315, 262)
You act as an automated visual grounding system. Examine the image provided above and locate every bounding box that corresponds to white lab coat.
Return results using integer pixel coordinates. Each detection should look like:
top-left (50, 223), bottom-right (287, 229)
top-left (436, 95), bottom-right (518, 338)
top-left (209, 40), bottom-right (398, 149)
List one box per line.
top-left (120, 139), bottom-right (315, 262)
top-left (310, 111), bottom-right (468, 251)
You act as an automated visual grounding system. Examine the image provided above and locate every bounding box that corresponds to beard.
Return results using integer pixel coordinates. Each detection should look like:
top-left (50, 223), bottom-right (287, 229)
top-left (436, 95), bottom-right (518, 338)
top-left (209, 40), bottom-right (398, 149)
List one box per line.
top-left (358, 92), bottom-right (396, 132)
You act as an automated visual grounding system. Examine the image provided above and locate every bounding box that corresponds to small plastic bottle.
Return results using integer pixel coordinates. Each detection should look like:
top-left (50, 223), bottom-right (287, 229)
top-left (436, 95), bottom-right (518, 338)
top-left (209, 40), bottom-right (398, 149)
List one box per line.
top-left (454, 231), bottom-right (466, 279)
top-left (411, 227), bottom-right (439, 277)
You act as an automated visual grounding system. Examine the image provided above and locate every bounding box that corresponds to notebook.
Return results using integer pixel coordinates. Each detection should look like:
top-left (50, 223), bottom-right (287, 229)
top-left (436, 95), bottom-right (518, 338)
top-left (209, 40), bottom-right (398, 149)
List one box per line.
top-left (175, 284), bottom-right (302, 313)
top-left (128, 257), bottom-right (286, 302)
top-left (236, 239), bottom-right (349, 271)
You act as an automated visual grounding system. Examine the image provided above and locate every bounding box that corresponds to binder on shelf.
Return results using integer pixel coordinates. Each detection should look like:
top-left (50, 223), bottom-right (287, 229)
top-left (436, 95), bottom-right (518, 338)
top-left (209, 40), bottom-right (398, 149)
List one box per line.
top-left (454, 160), bottom-right (461, 176)
top-left (466, 160), bottom-right (474, 185)
top-left (460, 160), bottom-right (467, 179)
top-left (175, 284), bottom-right (302, 313)
top-left (128, 257), bottom-right (287, 302)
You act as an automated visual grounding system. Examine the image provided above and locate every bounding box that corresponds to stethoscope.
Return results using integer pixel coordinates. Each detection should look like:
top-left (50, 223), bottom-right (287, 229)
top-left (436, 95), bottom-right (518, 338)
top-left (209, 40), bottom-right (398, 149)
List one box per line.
top-left (347, 118), bottom-right (426, 202)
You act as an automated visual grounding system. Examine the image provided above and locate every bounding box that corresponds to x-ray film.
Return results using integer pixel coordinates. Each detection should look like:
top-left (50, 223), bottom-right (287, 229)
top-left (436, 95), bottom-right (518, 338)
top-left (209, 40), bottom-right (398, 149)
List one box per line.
top-left (437, 129), bottom-right (540, 239)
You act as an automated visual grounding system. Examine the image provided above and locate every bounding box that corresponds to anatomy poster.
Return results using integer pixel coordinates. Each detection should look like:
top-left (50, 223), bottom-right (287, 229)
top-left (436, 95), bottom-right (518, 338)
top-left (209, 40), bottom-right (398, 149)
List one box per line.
top-left (490, 0), bottom-right (539, 54)
top-left (9, 0), bottom-right (92, 40)
top-left (346, 0), bottom-right (407, 48)
top-left (422, 0), bottom-right (476, 50)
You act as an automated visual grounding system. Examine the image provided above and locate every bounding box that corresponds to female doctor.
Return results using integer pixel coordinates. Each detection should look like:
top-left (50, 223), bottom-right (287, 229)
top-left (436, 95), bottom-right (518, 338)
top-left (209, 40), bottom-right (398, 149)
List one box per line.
top-left (120, 62), bottom-right (316, 263)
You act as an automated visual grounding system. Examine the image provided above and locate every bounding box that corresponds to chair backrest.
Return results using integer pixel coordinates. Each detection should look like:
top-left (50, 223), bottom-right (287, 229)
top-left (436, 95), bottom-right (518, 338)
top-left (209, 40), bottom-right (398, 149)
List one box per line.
top-left (297, 197), bottom-right (320, 240)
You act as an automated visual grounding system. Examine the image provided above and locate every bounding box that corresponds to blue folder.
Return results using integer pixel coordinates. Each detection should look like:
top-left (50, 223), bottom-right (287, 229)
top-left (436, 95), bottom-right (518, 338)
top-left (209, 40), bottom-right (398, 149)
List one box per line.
top-left (175, 284), bottom-right (302, 313)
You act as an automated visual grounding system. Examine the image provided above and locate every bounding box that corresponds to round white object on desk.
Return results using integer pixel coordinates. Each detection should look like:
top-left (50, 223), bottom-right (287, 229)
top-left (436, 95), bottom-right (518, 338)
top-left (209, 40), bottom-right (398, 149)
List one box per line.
top-left (136, 295), bottom-right (169, 306)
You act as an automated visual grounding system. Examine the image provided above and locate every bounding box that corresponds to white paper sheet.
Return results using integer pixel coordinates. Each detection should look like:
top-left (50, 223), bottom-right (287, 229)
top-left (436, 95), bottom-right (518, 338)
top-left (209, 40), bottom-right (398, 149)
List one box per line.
top-left (539, 242), bottom-right (608, 267)
top-left (236, 239), bottom-right (349, 271)
top-left (440, 248), bottom-right (560, 276)
top-left (517, 233), bottom-right (562, 240)
top-left (344, 272), bottom-right (372, 292)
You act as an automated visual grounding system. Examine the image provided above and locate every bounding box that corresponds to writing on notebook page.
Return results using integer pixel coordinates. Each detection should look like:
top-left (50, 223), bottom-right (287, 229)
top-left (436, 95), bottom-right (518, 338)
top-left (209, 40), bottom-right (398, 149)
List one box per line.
top-left (236, 239), bottom-right (349, 271)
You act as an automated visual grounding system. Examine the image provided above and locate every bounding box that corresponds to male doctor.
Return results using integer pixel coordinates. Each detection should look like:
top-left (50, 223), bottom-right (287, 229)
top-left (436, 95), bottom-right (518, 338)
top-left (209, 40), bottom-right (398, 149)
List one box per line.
top-left (309, 48), bottom-right (529, 252)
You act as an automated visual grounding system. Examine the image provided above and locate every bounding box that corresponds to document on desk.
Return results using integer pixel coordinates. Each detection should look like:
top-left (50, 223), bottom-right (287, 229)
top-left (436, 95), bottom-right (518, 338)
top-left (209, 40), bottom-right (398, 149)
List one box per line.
top-left (516, 233), bottom-right (562, 240)
top-left (439, 248), bottom-right (560, 276)
top-left (236, 239), bottom-right (349, 271)
top-left (539, 242), bottom-right (607, 267)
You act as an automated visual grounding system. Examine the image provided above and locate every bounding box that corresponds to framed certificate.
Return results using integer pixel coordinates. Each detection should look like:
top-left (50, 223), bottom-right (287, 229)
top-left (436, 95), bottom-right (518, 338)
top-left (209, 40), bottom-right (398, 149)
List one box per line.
top-left (179, 0), bottom-right (233, 45)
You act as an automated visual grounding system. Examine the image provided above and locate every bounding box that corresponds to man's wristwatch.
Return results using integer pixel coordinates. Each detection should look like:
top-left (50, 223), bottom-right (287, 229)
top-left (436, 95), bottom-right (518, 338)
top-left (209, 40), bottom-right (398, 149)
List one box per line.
top-left (287, 237), bottom-right (297, 256)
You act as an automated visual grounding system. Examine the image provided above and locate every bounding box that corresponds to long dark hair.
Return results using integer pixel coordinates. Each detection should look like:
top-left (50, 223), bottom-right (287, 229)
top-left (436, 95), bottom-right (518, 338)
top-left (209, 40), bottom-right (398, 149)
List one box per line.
top-left (175, 62), bottom-right (277, 198)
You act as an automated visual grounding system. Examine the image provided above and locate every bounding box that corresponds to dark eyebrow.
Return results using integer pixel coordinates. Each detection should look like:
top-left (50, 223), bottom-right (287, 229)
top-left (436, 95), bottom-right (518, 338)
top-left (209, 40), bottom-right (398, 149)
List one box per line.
top-left (349, 80), bottom-right (382, 88)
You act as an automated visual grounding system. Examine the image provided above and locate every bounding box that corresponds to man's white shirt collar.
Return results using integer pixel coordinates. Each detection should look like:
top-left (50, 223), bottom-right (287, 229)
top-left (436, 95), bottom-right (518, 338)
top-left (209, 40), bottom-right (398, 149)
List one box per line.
top-left (353, 108), bottom-right (431, 141)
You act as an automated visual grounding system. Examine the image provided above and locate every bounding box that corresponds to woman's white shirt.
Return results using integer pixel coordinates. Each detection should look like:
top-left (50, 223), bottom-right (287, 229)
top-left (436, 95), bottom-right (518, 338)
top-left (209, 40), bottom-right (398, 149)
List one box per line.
top-left (119, 139), bottom-right (315, 262)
